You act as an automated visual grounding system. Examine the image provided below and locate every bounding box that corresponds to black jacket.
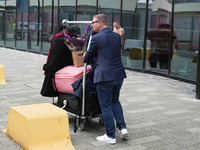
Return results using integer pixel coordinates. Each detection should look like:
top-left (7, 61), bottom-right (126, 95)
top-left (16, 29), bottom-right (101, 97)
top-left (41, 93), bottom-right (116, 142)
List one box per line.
top-left (40, 37), bottom-right (73, 97)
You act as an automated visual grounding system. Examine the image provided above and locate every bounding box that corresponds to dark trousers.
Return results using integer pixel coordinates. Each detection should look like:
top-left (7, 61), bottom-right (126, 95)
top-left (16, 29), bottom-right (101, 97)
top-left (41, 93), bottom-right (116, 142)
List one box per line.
top-left (96, 79), bottom-right (126, 138)
top-left (150, 53), bottom-right (172, 69)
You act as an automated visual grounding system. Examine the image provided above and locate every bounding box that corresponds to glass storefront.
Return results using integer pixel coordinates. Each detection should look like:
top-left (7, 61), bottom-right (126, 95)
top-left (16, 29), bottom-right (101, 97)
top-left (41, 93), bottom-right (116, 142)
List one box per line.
top-left (0, 0), bottom-right (199, 84)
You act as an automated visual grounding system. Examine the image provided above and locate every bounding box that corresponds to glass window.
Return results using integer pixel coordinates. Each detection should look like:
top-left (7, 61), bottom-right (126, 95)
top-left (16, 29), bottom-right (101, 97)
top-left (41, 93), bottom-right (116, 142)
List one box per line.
top-left (77, 0), bottom-right (96, 20)
top-left (146, 0), bottom-right (172, 73)
top-left (59, 0), bottom-right (76, 23)
top-left (77, 0), bottom-right (96, 48)
top-left (98, 0), bottom-right (120, 27)
top-left (171, 1), bottom-right (199, 81)
top-left (28, 0), bottom-right (42, 52)
top-left (121, 0), bottom-right (146, 70)
top-left (16, 0), bottom-right (28, 50)
top-left (57, 0), bottom-right (76, 51)
top-left (42, 0), bottom-right (58, 53)
top-left (5, 0), bottom-right (16, 48)
top-left (0, 1), bottom-right (5, 46)
top-left (42, 0), bottom-right (54, 52)
top-left (53, 0), bottom-right (59, 34)
top-left (175, 0), bottom-right (200, 4)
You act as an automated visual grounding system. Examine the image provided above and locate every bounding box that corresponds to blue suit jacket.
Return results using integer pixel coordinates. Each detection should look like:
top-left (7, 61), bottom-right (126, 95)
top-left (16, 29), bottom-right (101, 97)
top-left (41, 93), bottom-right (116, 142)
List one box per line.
top-left (84, 27), bottom-right (126, 83)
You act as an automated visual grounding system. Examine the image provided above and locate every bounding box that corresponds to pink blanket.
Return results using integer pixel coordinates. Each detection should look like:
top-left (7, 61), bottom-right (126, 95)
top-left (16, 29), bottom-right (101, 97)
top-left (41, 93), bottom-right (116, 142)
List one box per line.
top-left (54, 65), bottom-right (92, 94)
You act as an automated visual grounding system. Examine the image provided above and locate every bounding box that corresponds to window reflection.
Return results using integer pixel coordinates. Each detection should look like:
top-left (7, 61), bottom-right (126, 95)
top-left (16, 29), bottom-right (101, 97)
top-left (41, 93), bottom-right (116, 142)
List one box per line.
top-left (121, 0), bottom-right (146, 70)
top-left (146, 0), bottom-right (172, 73)
top-left (59, 0), bottom-right (76, 23)
top-left (98, 0), bottom-right (120, 27)
top-left (175, 0), bottom-right (200, 4)
top-left (16, 0), bottom-right (28, 50)
top-left (5, 0), bottom-right (16, 48)
top-left (77, 0), bottom-right (96, 46)
top-left (0, 1), bottom-right (5, 46)
top-left (42, 0), bottom-right (59, 53)
top-left (147, 24), bottom-right (177, 69)
top-left (27, 0), bottom-right (42, 52)
top-left (171, 0), bottom-right (199, 81)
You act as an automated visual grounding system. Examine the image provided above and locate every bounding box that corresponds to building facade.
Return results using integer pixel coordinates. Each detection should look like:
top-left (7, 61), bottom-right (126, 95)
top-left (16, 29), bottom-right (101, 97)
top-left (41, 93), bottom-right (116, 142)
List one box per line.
top-left (0, 0), bottom-right (199, 86)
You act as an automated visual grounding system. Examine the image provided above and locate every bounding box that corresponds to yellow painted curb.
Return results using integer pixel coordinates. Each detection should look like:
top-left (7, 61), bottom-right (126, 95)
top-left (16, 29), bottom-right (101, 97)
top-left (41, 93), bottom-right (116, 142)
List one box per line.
top-left (2, 103), bottom-right (76, 150)
top-left (0, 64), bottom-right (7, 85)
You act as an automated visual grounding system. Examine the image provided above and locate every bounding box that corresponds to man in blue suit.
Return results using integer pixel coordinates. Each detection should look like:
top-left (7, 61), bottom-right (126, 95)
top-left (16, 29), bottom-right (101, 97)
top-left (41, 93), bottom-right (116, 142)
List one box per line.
top-left (84, 14), bottom-right (128, 144)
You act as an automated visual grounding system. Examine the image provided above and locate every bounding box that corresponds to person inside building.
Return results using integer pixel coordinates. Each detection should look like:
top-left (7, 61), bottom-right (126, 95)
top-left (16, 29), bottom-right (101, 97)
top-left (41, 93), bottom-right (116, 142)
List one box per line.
top-left (83, 14), bottom-right (128, 144)
top-left (113, 21), bottom-right (125, 47)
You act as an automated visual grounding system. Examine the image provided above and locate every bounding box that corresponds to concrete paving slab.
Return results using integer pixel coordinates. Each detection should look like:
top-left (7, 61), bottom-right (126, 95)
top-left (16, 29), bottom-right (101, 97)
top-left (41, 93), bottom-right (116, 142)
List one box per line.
top-left (0, 47), bottom-right (199, 150)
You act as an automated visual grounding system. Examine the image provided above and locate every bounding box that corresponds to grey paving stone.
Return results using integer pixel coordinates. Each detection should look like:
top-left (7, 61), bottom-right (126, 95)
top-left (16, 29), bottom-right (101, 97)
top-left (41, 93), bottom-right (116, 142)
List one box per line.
top-left (164, 109), bottom-right (190, 114)
top-left (126, 138), bottom-right (147, 145)
top-left (116, 145), bottom-right (148, 150)
top-left (141, 140), bottom-right (166, 149)
top-left (176, 138), bottom-right (200, 147)
top-left (186, 128), bottom-right (200, 133)
top-left (127, 107), bottom-right (165, 113)
top-left (151, 143), bottom-right (181, 150)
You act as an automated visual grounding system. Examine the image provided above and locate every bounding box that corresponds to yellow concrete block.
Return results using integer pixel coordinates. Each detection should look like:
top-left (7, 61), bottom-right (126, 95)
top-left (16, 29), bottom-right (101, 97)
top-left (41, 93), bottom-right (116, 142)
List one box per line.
top-left (193, 56), bottom-right (197, 63)
top-left (129, 48), bottom-right (141, 59)
top-left (129, 48), bottom-right (152, 60)
top-left (173, 49), bottom-right (177, 57)
top-left (144, 48), bottom-right (152, 60)
top-left (0, 64), bottom-right (7, 85)
top-left (2, 103), bottom-right (76, 150)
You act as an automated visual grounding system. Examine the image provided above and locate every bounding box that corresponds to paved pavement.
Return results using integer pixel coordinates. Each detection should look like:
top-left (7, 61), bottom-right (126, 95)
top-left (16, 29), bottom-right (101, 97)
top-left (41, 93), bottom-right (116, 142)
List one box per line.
top-left (0, 47), bottom-right (200, 150)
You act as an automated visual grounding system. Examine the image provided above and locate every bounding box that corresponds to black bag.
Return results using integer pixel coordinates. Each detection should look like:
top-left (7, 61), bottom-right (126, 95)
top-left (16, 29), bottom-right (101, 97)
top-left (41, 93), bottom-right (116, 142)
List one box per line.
top-left (55, 91), bottom-right (102, 132)
top-left (57, 91), bottom-right (101, 117)
top-left (40, 37), bottom-right (73, 98)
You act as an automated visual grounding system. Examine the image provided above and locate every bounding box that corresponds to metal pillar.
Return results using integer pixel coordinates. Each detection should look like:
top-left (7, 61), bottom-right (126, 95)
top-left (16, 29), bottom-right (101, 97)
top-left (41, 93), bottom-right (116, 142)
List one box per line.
top-left (196, 29), bottom-right (200, 99)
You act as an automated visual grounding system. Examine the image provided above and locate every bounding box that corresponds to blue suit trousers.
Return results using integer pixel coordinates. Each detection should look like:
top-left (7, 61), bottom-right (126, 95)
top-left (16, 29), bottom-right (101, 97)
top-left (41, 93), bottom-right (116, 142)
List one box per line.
top-left (96, 79), bottom-right (126, 138)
